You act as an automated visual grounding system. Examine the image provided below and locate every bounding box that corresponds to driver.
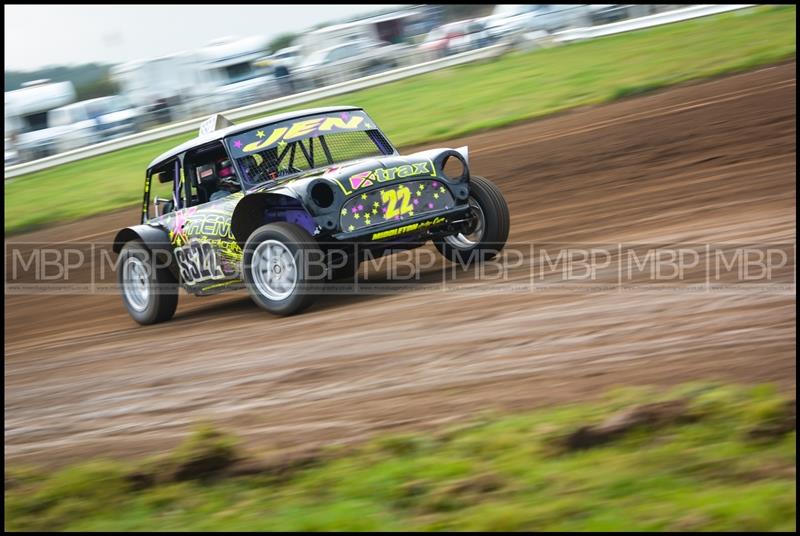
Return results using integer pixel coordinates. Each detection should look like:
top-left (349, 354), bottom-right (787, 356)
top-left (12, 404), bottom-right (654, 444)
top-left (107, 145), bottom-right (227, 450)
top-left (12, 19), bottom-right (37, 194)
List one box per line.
top-left (209, 159), bottom-right (240, 201)
top-left (241, 146), bottom-right (286, 184)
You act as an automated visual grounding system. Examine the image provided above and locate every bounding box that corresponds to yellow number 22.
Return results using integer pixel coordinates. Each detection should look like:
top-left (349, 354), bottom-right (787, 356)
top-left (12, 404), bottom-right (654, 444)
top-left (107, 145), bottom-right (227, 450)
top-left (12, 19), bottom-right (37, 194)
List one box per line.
top-left (382, 186), bottom-right (413, 219)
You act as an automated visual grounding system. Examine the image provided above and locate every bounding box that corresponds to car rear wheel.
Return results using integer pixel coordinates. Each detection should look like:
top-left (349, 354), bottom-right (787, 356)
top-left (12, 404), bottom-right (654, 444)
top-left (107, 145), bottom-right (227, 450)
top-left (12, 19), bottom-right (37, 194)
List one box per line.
top-left (434, 175), bottom-right (510, 265)
top-left (242, 222), bottom-right (325, 316)
top-left (118, 240), bottom-right (179, 325)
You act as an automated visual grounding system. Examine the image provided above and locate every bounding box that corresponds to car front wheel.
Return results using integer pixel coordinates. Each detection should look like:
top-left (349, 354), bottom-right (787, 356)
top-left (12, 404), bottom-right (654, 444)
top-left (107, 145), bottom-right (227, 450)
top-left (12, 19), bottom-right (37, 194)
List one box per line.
top-left (434, 175), bottom-right (510, 265)
top-left (242, 222), bottom-right (325, 316)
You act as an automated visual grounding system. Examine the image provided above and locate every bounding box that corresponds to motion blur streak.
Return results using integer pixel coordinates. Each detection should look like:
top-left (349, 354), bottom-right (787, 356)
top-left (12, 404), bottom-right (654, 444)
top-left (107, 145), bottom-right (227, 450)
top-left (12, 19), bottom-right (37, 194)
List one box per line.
top-left (5, 63), bottom-right (795, 466)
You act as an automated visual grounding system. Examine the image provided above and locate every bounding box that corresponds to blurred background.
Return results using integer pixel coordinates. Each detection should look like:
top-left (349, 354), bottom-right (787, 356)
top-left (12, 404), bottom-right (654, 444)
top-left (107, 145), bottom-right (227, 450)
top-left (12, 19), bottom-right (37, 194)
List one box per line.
top-left (5, 4), bottom-right (690, 168)
top-left (4, 4), bottom-right (795, 531)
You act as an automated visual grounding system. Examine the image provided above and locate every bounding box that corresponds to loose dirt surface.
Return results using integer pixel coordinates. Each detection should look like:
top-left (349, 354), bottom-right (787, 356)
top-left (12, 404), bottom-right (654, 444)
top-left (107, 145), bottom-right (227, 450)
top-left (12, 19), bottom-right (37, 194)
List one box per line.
top-left (5, 63), bottom-right (796, 467)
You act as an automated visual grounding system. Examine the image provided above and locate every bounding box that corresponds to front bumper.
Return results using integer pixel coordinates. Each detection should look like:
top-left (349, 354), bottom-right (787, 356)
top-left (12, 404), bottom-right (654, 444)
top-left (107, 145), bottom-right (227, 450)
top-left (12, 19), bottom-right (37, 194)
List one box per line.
top-left (332, 204), bottom-right (471, 241)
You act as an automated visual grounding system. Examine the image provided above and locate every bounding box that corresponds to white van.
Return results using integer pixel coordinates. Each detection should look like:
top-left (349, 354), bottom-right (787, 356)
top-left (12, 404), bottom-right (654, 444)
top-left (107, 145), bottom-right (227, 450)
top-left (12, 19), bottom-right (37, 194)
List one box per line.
top-left (193, 36), bottom-right (280, 111)
top-left (48, 95), bottom-right (141, 153)
top-left (5, 80), bottom-right (76, 162)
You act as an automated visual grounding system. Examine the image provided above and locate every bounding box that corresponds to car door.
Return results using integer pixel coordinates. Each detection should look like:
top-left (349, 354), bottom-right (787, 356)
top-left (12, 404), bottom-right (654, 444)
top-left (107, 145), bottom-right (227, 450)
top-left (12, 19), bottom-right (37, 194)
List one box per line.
top-left (170, 146), bottom-right (244, 293)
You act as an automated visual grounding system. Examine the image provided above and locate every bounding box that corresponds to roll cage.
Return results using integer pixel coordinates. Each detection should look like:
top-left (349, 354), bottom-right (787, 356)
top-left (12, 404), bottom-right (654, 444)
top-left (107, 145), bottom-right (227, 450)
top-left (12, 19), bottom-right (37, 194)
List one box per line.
top-left (140, 107), bottom-right (399, 223)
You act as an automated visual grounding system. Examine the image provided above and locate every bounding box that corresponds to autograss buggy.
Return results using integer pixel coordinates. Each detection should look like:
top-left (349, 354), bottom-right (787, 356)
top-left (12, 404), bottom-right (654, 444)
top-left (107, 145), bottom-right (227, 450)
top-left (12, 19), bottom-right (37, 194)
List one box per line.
top-left (114, 107), bottom-right (510, 324)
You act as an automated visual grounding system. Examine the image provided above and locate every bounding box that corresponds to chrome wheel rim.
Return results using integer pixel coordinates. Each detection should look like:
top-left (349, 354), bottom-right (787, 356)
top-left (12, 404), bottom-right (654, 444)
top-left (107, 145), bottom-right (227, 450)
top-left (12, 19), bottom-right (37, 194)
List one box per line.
top-left (122, 256), bottom-right (150, 312)
top-left (251, 240), bottom-right (298, 301)
top-left (444, 197), bottom-right (485, 249)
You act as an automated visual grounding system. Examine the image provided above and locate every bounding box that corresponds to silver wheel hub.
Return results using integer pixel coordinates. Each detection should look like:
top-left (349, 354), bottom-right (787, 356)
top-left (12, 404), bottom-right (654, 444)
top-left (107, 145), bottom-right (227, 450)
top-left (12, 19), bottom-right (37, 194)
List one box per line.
top-left (251, 240), bottom-right (298, 301)
top-left (122, 256), bottom-right (150, 312)
top-left (444, 197), bottom-right (485, 249)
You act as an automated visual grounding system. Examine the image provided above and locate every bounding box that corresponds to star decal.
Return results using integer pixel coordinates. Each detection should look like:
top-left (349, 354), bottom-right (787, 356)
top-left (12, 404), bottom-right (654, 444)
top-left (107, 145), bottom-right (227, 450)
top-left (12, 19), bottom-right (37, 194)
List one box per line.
top-left (361, 193), bottom-right (368, 200)
top-left (341, 208), bottom-right (347, 216)
top-left (372, 208), bottom-right (378, 215)
top-left (433, 193), bottom-right (439, 199)
top-left (373, 201), bottom-right (379, 208)
top-left (277, 140), bottom-right (287, 152)
top-left (439, 187), bottom-right (446, 193)
top-left (233, 140), bottom-right (242, 149)
top-left (354, 213), bottom-right (360, 220)
top-left (348, 224), bottom-right (355, 231)
top-left (256, 130), bottom-right (265, 138)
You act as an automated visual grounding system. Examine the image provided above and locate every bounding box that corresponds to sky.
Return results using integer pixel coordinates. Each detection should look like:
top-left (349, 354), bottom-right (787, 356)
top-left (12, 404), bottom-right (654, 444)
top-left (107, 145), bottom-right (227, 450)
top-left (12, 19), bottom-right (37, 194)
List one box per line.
top-left (4, 4), bottom-right (403, 71)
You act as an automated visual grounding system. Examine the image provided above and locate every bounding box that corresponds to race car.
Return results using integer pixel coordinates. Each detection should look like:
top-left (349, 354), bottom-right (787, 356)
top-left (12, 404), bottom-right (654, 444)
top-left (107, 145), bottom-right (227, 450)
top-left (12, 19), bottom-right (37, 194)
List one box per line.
top-left (113, 106), bottom-right (510, 324)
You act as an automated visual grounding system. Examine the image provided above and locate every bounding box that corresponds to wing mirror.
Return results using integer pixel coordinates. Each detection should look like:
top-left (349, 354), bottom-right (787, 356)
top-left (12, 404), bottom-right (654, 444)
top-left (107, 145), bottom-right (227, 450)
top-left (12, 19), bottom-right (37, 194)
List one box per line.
top-left (153, 196), bottom-right (174, 217)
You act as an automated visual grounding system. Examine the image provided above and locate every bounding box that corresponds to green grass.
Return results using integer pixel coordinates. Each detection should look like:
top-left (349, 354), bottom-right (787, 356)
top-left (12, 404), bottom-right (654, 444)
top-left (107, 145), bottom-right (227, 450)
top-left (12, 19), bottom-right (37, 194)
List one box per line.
top-left (5, 383), bottom-right (796, 531)
top-left (4, 5), bottom-right (796, 234)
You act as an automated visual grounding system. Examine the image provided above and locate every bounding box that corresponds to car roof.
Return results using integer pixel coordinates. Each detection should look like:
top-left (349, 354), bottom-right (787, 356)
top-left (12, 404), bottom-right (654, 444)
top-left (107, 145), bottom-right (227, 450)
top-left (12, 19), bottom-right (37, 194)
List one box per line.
top-left (55, 95), bottom-right (122, 112)
top-left (147, 105), bottom-right (362, 170)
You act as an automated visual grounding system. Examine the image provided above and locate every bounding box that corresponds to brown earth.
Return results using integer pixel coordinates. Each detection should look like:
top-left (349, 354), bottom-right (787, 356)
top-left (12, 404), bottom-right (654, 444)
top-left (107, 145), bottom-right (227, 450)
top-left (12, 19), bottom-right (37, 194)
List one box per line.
top-left (4, 63), bottom-right (796, 467)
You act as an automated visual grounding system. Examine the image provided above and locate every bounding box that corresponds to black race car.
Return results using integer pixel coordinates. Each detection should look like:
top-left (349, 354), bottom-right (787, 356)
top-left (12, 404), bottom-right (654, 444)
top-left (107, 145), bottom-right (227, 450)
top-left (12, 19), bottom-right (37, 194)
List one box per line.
top-left (114, 106), bottom-right (509, 324)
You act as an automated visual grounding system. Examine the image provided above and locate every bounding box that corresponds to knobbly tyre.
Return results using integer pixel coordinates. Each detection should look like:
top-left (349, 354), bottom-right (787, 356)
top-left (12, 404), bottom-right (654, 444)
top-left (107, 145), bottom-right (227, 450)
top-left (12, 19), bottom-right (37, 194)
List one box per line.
top-left (114, 106), bottom-right (510, 324)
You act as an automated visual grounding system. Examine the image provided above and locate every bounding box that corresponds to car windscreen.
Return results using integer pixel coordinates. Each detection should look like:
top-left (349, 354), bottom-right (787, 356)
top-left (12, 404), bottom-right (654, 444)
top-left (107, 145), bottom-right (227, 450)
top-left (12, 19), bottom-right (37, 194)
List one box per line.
top-left (226, 110), bottom-right (394, 188)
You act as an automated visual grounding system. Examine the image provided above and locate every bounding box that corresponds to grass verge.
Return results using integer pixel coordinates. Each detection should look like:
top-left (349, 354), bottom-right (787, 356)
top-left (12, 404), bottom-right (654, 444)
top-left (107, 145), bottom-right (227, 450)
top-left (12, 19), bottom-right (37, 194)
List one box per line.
top-left (4, 383), bottom-right (796, 531)
top-left (4, 5), bottom-right (796, 234)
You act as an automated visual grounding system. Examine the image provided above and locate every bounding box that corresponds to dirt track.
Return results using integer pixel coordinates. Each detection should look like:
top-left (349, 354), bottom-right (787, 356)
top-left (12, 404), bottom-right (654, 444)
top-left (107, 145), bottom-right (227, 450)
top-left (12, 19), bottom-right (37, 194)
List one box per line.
top-left (5, 63), bottom-right (796, 466)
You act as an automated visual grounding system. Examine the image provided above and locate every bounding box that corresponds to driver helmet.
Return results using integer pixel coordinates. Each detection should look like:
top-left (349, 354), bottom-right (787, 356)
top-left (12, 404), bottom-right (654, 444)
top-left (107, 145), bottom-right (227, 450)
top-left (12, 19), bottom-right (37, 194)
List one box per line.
top-left (216, 158), bottom-right (239, 191)
top-left (241, 151), bottom-right (282, 182)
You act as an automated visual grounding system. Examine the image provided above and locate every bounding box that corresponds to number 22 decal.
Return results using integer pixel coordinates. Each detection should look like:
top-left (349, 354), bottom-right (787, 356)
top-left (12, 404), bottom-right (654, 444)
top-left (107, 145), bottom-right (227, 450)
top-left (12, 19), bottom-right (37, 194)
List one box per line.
top-left (175, 240), bottom-right (225, 285)
top-left (381, 185), bottom-right (413, 219)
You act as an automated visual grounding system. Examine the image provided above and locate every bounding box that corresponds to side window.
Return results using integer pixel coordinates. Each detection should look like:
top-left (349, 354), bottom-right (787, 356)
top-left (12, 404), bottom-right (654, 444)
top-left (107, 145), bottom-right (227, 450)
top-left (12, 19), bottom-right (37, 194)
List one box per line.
top-left (147, 160), bottom-right (184, 220)
top-left (185, 142), bottom-right (239, 205)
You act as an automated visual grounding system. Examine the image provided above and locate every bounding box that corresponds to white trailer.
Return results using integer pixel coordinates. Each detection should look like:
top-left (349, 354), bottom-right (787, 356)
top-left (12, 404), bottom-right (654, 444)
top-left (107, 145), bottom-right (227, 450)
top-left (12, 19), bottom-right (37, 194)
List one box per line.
top-left (111, 36), bottom-right (278, 123)
top-left (4, 80), bottom-right (76, 162)
top-left (297, 11), bottom-right (420, 55)
top-left (192, 35), bottom-right (279, 110)
top-left (110, 53), bottom-right (201, 124)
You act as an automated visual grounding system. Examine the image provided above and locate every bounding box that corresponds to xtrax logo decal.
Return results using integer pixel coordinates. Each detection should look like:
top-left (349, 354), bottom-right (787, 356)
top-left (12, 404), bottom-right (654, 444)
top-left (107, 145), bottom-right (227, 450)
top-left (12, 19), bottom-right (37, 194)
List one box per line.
top-left (334, 160), bottom-right (436, 195)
